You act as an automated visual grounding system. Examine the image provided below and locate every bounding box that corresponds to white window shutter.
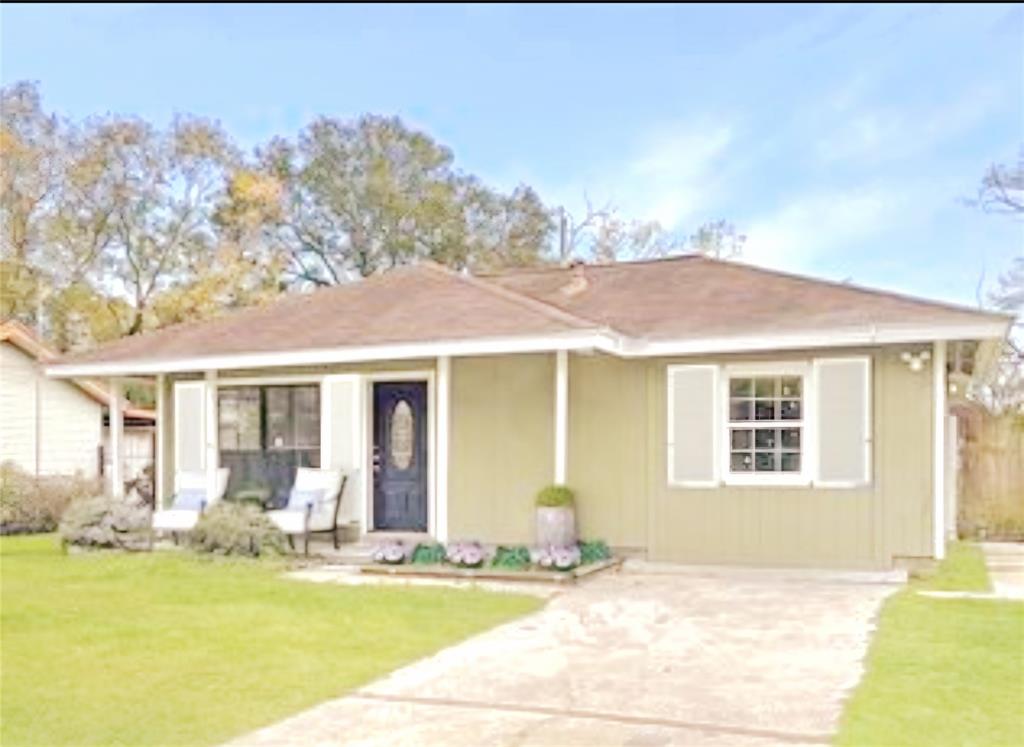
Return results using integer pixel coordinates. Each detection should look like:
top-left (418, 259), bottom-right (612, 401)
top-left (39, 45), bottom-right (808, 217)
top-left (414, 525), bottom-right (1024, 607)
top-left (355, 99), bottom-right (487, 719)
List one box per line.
top-left (321, 375), bottom-right (363, 523)
top-left (667, 365), bottom-right (719, 487)
top-left (813, 357), bottom-right (871, 487)
top-left (173, 381), bottom-right (206, 475)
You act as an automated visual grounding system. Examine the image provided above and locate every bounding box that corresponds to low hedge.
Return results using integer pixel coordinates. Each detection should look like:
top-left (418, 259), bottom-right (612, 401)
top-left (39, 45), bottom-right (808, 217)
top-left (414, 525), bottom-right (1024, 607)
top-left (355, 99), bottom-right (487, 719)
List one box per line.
top-left (189, 503), bottom-right (287, 557)
top-left (1, 462), bottom-right (100, 535)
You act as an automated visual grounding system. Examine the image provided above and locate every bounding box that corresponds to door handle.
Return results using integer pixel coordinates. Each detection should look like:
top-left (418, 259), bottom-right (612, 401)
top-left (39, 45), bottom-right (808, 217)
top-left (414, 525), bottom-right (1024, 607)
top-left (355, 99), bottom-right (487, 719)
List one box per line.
top-left (372, 445), bottom-right (381, 474)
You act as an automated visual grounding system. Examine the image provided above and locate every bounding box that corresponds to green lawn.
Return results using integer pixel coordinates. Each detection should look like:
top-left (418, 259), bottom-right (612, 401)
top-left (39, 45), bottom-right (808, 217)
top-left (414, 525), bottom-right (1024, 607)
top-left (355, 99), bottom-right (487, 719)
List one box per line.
top-left (837, 543), bottom-right (1024, 747)
top-left (0, 534), bottom-right (542, 746)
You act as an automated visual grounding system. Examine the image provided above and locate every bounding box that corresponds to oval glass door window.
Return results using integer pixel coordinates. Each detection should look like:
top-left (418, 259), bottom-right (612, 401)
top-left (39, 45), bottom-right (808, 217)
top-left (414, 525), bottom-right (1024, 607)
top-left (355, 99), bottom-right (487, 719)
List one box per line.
top-left (390, 400), bottom-right (414, 469)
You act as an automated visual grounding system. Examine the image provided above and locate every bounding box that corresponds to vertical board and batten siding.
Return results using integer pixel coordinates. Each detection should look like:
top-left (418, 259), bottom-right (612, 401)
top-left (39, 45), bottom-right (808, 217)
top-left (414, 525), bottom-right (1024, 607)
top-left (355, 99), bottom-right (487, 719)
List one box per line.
top-left (157, 348), bottom-right (935, 568)
top-left (448, 354), bottom-right (554, 544)
top-left (647, 347), bottom-right (935, 568)
top-left (567, 354), bottom-right (648, 551)
top-left (0, 341), bottom-right (102, 477)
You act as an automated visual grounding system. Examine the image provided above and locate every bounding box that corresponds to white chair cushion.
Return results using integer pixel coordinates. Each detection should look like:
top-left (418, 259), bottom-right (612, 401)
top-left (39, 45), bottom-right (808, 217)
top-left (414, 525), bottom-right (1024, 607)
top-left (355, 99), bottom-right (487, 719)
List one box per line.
top-left (172, 468), bottom-right (230, 504)
top-left (153, 509), bottom-right (201, 532)
top-left (293, 468), bottom-right (344, 498)
top-left (266, 509), bottom-right (307, 535)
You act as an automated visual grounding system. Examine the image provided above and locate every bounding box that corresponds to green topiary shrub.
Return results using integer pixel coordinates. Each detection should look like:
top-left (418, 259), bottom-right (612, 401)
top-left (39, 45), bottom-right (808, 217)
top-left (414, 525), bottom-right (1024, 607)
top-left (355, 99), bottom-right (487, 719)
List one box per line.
top-left (58, 495), bottom-right (152, 550)
top-left (189, 503), bottom-right (286, 557)
top-left (491, 545), bottom-right (531, 570)
top-left (535, 485), bottom-right (575, 508)
top-left (410, 542), bottom-right (446, 565)
top-left (1, 462), bottom-right (101, 535)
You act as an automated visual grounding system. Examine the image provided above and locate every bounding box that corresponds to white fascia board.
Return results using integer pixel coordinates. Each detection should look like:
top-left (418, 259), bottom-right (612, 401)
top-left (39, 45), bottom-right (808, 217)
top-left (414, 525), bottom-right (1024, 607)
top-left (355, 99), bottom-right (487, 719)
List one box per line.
top-left (45, 319), bottom-right (1010, 378)
top-left (45, 331), bottom-right (614, 378)
top-left (614, 321), bottom-right (1012, 358)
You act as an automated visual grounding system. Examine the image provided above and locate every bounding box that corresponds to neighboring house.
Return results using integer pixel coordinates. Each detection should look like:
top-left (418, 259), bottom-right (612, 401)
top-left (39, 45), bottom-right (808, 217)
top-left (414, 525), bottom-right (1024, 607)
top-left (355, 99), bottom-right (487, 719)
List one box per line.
top-left (46, 257), bottom-right (1011, 568)
top-left (1, 320), bottom-right (156, 487)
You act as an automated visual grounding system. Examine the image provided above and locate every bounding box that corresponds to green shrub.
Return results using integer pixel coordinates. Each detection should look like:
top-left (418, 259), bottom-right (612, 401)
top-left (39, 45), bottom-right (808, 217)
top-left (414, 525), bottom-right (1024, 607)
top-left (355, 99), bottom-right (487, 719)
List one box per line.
top-left (58, 495), bottom-right (152, 550)
top-left (535, 485), bottom-right (575, 508)
top-left (1, 462), bottom-right (100, 535)
top-left (189, 503), bottom-right (286, 557)
top-left (491, 545), bottom-right (531, 569)
top-left (579, 539), bottom-right (612, 565)
top-left (410, 542), bottom-right (446, 565)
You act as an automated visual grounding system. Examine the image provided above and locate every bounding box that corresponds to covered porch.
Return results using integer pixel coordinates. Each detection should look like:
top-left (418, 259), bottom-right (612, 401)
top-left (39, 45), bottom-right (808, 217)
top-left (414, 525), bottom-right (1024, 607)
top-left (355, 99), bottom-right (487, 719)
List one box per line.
top-left (103, 351), bottom-right (573, 544)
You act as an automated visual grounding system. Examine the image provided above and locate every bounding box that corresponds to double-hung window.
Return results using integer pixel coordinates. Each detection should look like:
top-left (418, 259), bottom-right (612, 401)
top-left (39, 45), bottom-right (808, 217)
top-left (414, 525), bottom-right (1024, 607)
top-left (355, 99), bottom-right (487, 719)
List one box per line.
top-left (667, 358), bottom-right (871, 489)
top-left (724, 364), bottom-right (809, 484)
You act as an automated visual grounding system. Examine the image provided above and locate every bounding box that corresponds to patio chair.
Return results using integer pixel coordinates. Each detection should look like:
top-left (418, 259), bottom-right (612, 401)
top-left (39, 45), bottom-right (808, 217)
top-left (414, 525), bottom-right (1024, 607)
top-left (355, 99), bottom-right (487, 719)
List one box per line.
top-left (266, 468), bottom-right (348, 556)
top-left (152, 468), bottom-right (230, 543)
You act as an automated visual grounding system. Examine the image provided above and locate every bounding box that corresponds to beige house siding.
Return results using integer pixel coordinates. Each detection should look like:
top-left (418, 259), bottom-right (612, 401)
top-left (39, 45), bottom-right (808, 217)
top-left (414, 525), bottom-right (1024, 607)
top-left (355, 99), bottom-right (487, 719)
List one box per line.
top-left (644, 347), bottom-right (935, 568)
top-left (448, 354), bottom-right (554, 544)
top-left (1, 341), bottom-right (102, 477)
top-left (567, 354), bottom-right (648, 551)
top-left (158, 347), bottom-right (936, 568)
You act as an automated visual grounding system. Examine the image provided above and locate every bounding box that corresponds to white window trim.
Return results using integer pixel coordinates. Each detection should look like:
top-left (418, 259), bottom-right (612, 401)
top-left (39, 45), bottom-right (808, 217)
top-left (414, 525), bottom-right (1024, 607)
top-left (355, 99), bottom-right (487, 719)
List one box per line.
top-left (812, 356), bottom-right (872, 489)
top-left (666, 364), bottom-right (720, 488)
top-left (719, 361), bottom-right (813, 487)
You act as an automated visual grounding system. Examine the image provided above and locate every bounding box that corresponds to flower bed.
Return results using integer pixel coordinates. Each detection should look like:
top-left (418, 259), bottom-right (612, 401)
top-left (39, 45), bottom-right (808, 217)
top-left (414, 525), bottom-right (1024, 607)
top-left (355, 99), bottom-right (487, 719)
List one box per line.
top-left (361, 538), bottom-right (619, 584)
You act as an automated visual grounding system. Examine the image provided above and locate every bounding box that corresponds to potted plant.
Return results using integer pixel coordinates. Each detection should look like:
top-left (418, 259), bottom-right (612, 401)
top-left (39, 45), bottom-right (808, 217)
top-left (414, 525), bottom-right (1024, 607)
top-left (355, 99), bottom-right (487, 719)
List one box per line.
top-left (535, 485), bottom-right (576, 548)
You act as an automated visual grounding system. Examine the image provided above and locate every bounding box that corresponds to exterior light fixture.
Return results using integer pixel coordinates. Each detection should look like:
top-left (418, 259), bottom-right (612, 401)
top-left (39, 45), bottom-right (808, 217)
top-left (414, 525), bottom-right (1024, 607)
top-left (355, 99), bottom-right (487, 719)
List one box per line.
top-left (900, 350), bottom-right (931, 372)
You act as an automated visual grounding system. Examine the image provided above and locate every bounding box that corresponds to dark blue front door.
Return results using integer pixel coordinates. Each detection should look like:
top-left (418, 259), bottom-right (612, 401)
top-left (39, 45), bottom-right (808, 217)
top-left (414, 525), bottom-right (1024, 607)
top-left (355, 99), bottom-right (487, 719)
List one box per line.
top-left (373, 382), bottom-right (428, 531)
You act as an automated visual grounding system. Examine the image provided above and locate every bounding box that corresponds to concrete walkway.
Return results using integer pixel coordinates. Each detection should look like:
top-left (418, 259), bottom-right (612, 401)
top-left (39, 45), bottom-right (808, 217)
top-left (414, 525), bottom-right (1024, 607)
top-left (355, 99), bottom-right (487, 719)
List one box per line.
top-left (919, 542), bottom-right (1024, 601)
top-left (227, 565), bottom-right (898, 747)
top-left (982, 542), bottom-right (1024, 599)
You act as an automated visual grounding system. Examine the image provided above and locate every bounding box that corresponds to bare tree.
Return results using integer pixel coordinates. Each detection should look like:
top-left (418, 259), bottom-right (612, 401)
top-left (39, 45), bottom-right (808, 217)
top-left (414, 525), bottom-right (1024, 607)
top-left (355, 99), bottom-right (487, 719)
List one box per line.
top-left (970, 150), bottom-right (1023, 215)
top-left (560, 195), bottom-right (682, 264)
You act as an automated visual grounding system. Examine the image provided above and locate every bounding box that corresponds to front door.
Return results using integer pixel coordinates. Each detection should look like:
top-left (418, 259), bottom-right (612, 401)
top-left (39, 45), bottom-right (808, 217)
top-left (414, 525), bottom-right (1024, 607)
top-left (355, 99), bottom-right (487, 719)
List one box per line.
top-left (372, 381), bottom-right (428, 531)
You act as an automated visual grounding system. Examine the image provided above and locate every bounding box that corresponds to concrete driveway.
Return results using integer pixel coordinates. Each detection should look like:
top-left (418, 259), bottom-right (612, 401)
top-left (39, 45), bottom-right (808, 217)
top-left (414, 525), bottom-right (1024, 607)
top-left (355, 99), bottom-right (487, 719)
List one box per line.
top-left (228, 564), bottom-right (898, 747)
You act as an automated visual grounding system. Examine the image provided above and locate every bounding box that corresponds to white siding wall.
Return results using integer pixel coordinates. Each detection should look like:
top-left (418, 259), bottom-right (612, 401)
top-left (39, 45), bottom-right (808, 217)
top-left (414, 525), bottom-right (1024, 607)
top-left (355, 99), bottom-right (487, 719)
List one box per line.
top-left (0, 341), bottom-right (103, 477)
top-left (0, 342), bottom-right (37, 471)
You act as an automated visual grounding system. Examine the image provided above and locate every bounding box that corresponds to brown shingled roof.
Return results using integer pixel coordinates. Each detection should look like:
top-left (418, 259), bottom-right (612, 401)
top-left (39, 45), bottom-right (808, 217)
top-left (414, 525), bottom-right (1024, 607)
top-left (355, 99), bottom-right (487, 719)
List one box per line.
top-left (48, 255), bottom-right (1009, 373)
top-left (56, 262), bottom-right (597, 367)
top-left (484, 256), bottom-right (1008, 341)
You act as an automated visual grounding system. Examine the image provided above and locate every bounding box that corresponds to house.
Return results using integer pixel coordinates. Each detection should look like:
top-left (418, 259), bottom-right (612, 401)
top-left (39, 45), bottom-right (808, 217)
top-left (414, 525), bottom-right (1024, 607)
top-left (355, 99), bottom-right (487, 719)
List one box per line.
top-left (44, 257), bottom-right (1012, 568)
top-left (1, 319), bottom-right (156, 489)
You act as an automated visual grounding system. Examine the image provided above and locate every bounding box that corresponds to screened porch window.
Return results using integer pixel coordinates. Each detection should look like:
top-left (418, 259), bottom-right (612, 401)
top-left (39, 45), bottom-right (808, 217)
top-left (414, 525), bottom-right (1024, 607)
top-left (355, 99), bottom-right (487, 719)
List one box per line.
top-left (218, 385), bottom-right (320, 506)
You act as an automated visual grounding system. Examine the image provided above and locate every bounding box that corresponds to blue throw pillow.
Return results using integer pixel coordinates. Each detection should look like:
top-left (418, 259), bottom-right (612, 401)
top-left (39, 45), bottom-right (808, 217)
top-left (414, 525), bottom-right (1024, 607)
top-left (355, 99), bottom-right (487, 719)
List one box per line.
top-left (171, 488), bottom-right (207, 511)
top-left (287, 488), bottom-right (324, 512)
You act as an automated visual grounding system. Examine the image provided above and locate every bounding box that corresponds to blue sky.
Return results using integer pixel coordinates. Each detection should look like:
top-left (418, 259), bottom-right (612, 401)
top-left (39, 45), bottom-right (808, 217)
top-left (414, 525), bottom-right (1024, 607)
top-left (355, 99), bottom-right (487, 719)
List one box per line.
top-left (2, 3), bottom-right (1021, 305)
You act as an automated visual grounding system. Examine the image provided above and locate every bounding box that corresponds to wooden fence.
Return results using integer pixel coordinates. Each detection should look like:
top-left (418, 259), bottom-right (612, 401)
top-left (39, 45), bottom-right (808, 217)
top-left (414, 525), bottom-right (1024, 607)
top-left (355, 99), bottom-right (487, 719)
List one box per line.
top-left (957, 409), bottom-right (1024, 540)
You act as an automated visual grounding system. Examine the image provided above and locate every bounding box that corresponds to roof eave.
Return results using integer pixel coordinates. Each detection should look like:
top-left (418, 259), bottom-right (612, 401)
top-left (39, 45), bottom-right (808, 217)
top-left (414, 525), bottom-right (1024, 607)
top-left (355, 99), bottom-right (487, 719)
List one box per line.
top-left (617, 320), bottom-right (1013, 358)
top-left (45, 319), bottom-right (1012, 378)
top-left (45, 329), bottom-right (614, 378)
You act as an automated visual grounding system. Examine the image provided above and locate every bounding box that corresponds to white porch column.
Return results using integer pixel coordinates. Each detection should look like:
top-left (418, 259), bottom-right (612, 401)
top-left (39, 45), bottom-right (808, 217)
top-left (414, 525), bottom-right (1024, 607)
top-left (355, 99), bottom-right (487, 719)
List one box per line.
top-left (109, 378), bottom-right (124, 499)
top-left (932, 340), bottom-right (947, 560)
top-left (205, 370), bottom-right (219, 498)
top-left (436, 356), bottom-right (451, 542)
top-left (555, 350), bottom-right (569, 484)
top-left (155, 374), bottom-right (166, 509)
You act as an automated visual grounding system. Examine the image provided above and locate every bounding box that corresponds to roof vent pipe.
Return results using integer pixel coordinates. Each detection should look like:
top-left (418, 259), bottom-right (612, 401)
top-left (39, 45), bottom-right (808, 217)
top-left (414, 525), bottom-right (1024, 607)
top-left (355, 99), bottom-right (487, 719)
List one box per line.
top-left (560, 260), bottom-right (589, 297)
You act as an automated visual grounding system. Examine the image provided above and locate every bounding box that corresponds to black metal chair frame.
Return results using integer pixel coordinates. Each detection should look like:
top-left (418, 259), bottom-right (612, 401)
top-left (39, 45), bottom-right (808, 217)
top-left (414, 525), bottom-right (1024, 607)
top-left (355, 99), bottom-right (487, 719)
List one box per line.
top-left (284, 474), bottom-right (349, 556)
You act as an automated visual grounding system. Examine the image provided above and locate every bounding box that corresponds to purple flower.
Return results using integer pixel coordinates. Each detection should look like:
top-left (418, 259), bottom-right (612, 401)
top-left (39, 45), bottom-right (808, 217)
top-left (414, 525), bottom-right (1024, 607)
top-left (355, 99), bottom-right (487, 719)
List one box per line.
top-left (372, 539), bottom-right (407, 565)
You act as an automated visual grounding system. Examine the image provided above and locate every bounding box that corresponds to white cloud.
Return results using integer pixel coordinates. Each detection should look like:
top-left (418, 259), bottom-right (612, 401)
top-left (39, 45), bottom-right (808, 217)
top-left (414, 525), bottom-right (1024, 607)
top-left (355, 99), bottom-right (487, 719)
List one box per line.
top-left (533, 121), bottom-right (736, 233)
top-left (743, 187), bottom-right (904, 269)
top-left (625, 124), bottom-right (733, 227)
top-left (814, 84), bottom-right (1001, 164)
